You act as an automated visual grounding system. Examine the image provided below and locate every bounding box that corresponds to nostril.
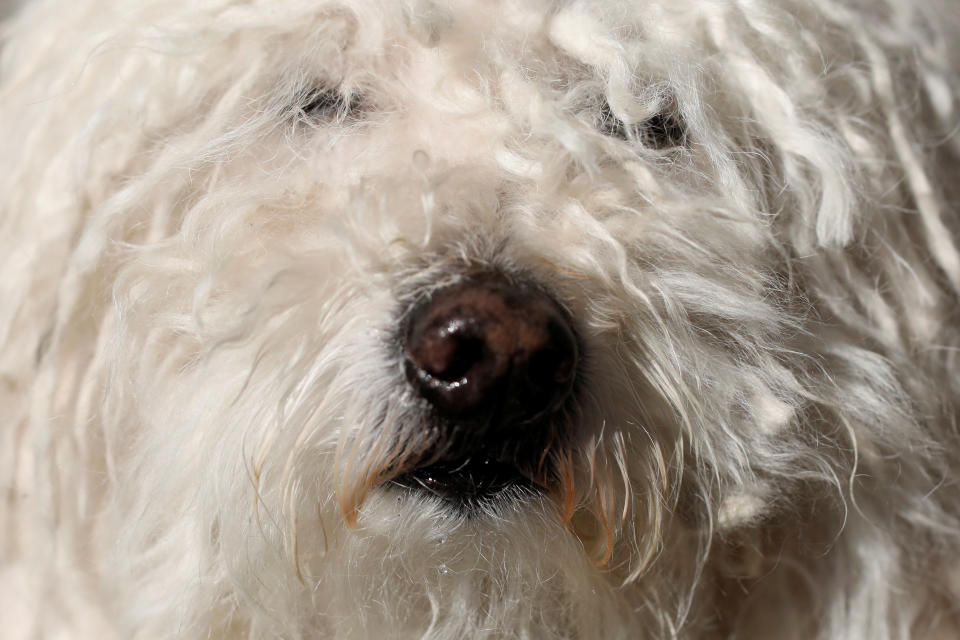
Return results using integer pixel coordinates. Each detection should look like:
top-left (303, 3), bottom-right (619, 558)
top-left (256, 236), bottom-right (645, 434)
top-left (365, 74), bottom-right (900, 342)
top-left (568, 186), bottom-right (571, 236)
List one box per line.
top-left (402, 274), bottom-right (578, 429)
top-left (435, 335), bottom-right (486, 382)
top-left (415, 320), bottom-right (487, 383)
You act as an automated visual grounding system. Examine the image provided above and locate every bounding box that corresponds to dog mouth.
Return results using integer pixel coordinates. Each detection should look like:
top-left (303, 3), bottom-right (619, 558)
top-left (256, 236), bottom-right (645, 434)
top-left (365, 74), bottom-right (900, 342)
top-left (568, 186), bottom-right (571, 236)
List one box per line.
top-left (390, 454), bottom-right (537, 505)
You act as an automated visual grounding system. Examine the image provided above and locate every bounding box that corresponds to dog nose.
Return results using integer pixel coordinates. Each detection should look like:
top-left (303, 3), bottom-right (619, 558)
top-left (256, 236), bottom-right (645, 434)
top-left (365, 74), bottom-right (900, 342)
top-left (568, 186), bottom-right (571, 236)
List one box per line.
top-left (403, 274), bottom-right (578, 430)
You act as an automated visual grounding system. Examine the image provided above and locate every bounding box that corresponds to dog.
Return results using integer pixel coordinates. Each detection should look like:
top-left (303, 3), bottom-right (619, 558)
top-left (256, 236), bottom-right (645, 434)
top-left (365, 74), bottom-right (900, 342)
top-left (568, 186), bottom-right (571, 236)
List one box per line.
top-left (2, 0), bottom-right (960, 637)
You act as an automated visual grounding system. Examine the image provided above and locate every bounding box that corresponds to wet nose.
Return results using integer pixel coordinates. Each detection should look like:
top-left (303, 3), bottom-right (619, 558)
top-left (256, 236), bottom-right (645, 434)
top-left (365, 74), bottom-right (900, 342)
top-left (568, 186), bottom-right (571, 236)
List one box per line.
top-left (403, 274), bottom-right (578, 432)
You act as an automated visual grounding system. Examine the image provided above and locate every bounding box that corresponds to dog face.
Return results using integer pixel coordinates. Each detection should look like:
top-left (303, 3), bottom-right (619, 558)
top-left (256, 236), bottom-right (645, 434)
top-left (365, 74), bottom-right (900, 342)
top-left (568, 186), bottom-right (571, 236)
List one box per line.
top-left (2, 0), bottom-right (959, 638)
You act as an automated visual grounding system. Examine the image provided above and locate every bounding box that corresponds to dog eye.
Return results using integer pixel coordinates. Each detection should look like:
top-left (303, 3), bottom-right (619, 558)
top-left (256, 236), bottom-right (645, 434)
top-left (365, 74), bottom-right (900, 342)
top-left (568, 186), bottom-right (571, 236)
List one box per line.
top-left (598, 100), bottom-right (686, 150)
top-left (297, 87), bottom-right (363, 121)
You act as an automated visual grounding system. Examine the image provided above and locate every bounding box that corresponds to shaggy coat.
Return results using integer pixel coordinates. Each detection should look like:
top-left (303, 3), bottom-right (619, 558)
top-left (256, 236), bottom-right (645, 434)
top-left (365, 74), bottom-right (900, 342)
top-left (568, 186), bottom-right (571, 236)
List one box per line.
top-left (1, 0), bottom-right (959, 638)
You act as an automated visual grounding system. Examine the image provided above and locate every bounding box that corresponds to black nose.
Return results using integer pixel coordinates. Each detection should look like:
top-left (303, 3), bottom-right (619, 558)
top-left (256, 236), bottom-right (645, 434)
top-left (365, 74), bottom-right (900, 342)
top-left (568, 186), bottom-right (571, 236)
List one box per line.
top-left (403, 274), bottom-right (578, 433)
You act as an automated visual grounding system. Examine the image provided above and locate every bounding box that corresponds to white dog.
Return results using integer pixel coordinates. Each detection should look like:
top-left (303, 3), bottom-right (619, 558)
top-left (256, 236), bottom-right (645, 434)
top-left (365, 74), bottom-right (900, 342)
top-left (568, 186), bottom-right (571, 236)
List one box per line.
top-left (2, 0), bottom-right (960, 638)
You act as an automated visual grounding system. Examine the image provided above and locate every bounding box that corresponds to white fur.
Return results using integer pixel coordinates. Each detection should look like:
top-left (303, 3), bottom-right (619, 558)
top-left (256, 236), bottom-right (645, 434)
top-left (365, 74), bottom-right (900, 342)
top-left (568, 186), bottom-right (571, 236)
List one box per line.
top-left (2, 0), bottom-right (960, 637)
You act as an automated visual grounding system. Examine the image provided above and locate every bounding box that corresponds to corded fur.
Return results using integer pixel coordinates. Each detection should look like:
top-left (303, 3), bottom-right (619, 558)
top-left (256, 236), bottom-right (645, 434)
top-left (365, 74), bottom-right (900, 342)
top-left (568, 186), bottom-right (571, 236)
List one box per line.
top-left (1, 0), bottom-right (959, 637)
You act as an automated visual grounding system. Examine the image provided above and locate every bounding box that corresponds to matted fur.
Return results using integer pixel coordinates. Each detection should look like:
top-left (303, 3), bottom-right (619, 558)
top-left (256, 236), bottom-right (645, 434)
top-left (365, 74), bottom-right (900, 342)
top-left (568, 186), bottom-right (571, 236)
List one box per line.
top-left (2, 0), bottom-right (960, 637)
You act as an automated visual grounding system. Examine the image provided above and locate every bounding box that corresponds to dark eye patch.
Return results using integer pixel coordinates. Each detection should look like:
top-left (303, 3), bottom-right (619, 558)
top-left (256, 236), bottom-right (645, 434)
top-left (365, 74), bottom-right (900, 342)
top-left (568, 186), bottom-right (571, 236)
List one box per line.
top-left (599, 99), bottom-right (686, 150)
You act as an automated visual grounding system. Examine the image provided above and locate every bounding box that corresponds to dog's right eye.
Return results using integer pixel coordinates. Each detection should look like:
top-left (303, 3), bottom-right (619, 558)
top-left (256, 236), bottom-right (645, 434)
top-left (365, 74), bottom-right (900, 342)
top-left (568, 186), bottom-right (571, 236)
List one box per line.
top-left (297, 87), bottom-right (363, 121)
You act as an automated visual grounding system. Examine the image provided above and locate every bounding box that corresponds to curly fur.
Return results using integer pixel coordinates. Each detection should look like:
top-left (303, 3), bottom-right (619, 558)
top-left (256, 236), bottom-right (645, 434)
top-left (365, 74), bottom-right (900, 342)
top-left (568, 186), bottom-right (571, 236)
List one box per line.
top-left (2, 0), bottom-right (960, 637)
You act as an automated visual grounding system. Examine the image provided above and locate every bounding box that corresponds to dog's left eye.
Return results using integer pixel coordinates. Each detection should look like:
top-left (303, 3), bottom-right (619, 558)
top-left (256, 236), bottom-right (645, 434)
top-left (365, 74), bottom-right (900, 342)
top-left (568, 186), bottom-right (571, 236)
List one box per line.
top-left (599, 100), bottom-right (686, 150)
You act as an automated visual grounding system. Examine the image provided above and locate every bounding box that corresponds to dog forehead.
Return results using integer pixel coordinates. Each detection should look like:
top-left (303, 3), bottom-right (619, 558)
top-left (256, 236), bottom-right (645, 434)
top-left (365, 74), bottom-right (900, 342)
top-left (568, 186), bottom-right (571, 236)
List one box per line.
top-left (400, 0), bottom-right (703, 64)
top-left (262, 0), bottom-right (709, 70)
